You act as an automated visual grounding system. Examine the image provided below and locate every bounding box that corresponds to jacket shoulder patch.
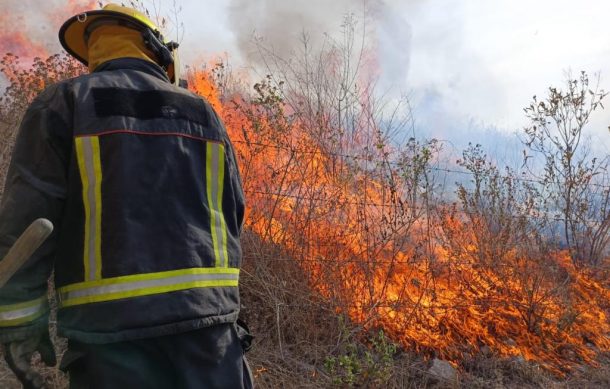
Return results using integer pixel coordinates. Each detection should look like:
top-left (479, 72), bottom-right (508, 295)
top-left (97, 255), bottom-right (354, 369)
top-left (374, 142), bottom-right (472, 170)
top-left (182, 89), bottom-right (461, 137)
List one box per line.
top-left (92, 87), bottom-right (209, 126)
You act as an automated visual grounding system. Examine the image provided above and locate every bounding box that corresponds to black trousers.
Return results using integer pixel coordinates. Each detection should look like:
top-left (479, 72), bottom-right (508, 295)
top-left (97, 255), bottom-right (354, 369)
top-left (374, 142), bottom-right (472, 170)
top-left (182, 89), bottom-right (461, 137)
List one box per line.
top-left (60, 323), bottom-right (253, 389)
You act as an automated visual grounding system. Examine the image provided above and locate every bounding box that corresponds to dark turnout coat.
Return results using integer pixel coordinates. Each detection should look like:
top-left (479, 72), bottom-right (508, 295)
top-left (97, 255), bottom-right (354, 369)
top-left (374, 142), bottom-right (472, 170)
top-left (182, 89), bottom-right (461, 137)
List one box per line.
top-left (0, 58), bottom-right (245, 344)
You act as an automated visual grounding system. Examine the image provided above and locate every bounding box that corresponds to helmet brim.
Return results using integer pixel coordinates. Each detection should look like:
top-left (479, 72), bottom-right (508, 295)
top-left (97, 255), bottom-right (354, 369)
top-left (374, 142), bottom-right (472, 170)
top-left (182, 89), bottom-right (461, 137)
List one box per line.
top-left (59, 9), bottom-right (154, 65)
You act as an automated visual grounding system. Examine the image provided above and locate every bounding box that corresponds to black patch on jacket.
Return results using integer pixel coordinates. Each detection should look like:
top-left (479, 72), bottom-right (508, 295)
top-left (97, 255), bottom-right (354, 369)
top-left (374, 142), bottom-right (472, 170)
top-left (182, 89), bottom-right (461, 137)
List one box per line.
top-left (92, 87), bottom-right (209, 126)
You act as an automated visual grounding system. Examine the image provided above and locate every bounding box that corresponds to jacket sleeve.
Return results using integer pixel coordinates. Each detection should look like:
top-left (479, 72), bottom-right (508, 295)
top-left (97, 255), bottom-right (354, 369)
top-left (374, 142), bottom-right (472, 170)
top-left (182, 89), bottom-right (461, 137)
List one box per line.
top-left (0, 83), bottom-right (72, 342)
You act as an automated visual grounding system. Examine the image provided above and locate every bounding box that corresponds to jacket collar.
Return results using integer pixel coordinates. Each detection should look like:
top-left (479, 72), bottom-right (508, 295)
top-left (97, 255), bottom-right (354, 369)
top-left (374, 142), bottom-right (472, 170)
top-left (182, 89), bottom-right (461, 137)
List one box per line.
top-left (93, 58), bottom-right (170, 83)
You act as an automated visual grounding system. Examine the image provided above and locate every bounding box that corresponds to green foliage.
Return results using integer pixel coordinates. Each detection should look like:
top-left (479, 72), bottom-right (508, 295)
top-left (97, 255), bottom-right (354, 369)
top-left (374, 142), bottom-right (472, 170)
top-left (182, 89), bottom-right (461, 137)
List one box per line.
top-left (523, 71), bottom-right (610, 266)
top-left (397, 138), bottom-right (441, 222)
top-left (447, 143), bottom-right (576, 336)
top-left (324, 327), bottom-right (397, 387)
top-left (451, 143), bottom-right (541, 266)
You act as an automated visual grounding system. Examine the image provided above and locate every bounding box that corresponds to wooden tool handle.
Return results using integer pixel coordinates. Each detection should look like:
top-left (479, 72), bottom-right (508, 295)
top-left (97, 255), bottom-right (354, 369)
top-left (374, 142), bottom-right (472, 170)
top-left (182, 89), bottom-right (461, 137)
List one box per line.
top-left (0, 219), bottom-right (54, 288)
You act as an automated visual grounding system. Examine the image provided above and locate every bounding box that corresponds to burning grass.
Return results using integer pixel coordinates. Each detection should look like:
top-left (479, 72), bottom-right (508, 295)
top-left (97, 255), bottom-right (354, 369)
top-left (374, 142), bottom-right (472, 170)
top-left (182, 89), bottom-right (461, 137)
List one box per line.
top-left (187, 64), bottom-right (610, 377)
top-left (0, 45), bottom-right (609, 386)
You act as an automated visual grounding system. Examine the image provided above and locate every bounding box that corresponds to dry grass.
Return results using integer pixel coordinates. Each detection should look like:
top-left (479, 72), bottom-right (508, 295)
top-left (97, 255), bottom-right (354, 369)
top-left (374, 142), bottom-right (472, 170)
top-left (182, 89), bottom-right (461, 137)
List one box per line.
top-left (1, 54), bottom-right (609, 389)
top-left (239, 230), bottom-right (610, 388)
top-left (0, 217), bottom-right (608, 389)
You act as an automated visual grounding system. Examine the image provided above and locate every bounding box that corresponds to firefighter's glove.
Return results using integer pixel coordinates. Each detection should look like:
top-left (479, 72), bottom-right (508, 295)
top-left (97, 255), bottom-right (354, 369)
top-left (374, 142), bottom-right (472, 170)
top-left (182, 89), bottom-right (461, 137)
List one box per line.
top-left (3, 331), bottom-right (56, 389)
top-left (236, 319), bottom-right (254, 352)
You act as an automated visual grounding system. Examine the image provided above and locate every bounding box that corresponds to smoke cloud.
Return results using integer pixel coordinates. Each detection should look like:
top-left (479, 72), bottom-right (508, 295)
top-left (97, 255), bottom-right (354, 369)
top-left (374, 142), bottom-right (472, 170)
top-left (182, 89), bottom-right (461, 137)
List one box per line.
top-left (227, 0), bottom-right (413, 91)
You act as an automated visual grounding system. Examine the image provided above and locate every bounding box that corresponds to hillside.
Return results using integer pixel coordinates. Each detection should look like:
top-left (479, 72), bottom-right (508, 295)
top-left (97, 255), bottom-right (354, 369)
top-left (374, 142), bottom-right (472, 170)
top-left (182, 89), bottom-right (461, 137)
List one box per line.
top-left (0, 50), bottom-right (609, 388)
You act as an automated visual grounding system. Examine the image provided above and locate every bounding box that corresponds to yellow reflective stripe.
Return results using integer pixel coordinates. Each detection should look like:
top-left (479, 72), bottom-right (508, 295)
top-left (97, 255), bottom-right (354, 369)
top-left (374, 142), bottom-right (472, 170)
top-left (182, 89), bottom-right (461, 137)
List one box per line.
top-left (0, 297), bottom-right (46, 313)
top-left (0, 297), bottom-right (48, 327)
top-left (60, 267), bottom-right (240, 293)
top-left (60, 280), bottom-right (238, 307)
top-left (75, 137), bottom-right (90, 279)
top-left (75, 136), bottom-right (103, 281)
top-left (58, 268), bottom-right (239, 307)
top-left (206, 142), bottom-right (229, 267)
top-left (92, 137), bottom-right (103, 280)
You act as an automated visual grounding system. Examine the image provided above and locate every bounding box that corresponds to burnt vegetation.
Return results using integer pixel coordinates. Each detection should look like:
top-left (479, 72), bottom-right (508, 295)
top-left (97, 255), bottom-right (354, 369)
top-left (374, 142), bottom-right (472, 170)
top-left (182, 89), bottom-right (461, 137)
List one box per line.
top-left (1, 19), bottom-right (610, 389)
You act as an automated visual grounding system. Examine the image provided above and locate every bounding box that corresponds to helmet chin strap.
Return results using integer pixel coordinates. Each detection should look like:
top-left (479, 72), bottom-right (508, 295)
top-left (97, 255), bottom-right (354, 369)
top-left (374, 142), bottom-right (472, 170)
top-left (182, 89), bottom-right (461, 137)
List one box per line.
top-left (141, 28), bottom-right (179, 70)
top-left (141, 28), bottom-right (180, 85)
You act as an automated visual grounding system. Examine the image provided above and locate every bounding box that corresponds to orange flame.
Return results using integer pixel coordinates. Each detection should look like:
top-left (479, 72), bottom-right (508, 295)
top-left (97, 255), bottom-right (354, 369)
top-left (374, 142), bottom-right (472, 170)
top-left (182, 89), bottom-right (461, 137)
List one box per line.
top-left (0, 30), bottom-right (49, 60)
top-left (3, 2), bottom-right (607, 371)
top-left (1, 1), bottom-right (97, 62)
top-left (188, 66), bottom-right (610, 375)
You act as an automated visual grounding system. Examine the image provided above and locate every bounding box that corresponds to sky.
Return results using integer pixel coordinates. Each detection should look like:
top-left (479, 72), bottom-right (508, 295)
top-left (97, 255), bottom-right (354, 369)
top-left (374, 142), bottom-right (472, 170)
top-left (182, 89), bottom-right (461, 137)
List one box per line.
top-left (175, 0), bottom-right (610, 158)
top-left (179, 0), bottom-right (610, 158)
top-left (2, 0), bottom-right (610, 157)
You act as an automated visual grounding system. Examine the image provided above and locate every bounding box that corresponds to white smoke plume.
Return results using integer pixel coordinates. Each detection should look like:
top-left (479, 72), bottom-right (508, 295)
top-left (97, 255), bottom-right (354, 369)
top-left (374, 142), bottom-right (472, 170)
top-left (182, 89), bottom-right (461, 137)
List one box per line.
top-left (227, 0), bottom-right (413, 91)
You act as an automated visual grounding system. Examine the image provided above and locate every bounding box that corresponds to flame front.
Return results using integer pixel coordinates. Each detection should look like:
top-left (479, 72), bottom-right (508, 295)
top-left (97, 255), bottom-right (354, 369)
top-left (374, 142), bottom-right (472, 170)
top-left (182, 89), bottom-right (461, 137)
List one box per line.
top-left (1, 0), bottom-right (608, 370)
top-left (189, 67), bottom-right (609, 375)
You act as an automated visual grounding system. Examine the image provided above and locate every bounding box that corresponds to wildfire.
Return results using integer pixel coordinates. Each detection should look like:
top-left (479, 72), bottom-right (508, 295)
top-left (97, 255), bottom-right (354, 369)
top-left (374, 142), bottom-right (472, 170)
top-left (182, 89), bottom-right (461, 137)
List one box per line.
top-left (188, 68), bottom-right (610, 375)
top-left (0, 30), bottom-right (49, 61)
top-left (2, 0), bottom-right (608, 376)
top-left (0, 1), bottom-right (97, 63)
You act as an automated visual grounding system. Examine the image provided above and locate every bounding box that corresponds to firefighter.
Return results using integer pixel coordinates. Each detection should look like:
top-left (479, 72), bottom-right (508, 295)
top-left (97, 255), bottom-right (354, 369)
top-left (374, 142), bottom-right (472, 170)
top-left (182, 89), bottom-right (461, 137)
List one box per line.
top-left (0, 3), bottom-right (252, 388)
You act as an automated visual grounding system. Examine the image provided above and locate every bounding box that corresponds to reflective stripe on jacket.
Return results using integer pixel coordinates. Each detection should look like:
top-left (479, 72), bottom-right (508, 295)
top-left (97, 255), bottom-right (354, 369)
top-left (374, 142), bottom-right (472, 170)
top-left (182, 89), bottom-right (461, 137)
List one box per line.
top-left (0, 58), bottom-right (245, 343)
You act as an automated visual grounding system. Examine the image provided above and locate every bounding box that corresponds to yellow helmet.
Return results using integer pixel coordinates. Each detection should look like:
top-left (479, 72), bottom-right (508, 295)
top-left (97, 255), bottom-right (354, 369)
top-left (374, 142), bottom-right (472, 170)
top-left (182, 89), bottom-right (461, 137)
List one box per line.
top-left (59, 3), bottom-right (179, 83)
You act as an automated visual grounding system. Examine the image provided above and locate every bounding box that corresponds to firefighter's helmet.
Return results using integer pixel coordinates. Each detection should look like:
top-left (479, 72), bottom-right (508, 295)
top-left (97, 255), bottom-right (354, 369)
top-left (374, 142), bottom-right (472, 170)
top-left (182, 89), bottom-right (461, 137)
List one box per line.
top-left (59, 3), bottom-right (179, 84)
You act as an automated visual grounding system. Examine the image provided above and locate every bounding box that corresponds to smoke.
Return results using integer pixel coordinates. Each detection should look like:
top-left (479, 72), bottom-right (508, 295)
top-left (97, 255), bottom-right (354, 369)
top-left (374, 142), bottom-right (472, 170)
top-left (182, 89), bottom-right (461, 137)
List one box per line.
top-left (228, 0), bottom-right (413, 91)
top-left (1, 0), bottom-right (97, 60)
top-left (376, 4), bottom-right (412, 93)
